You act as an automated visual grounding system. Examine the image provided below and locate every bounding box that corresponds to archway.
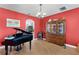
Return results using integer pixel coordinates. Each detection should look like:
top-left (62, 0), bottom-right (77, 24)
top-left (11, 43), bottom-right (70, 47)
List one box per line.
top-left (26, 19), bottom-right (35, 39)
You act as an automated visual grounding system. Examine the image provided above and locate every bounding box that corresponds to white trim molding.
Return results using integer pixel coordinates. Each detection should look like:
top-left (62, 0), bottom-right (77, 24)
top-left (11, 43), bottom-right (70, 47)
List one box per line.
top-left (0, 46), bottom-right (5, 49)
top-left (65, 44), bottom-right (77, 48)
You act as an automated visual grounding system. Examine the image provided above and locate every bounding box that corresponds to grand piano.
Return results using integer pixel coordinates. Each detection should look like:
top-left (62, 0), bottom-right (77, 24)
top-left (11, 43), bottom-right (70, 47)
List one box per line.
top-left (2, 28), bottom-right (33, 55)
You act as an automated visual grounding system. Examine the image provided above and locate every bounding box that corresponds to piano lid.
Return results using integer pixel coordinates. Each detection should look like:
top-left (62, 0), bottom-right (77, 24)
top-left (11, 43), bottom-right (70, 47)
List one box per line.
top-left (13, 28), bottom-right (32, 34)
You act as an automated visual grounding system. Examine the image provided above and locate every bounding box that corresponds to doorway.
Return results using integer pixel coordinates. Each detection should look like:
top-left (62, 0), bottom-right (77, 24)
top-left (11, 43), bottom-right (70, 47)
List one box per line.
top-left (26, 19), bottom-right (35, 39)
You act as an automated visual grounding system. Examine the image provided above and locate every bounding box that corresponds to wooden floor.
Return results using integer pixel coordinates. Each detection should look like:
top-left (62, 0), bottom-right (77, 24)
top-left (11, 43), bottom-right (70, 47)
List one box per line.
top-left (0, 40), bottom-right (79, 55)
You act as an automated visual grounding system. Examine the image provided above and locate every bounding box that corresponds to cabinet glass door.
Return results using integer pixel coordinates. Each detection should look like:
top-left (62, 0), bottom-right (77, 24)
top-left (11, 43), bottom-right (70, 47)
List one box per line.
top-left (58, 20), bottom-right (65, 35)
top-left (47, 24), bottom-right (50, 32)
top-left (59, 23), bottom-right (64, 34)
top-left (52, 23), bottom-right (56, 34)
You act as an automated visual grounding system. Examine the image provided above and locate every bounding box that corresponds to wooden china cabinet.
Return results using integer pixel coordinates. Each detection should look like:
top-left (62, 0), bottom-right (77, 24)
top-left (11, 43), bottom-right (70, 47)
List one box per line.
top-left (46, 18), bottom-right (66, 46)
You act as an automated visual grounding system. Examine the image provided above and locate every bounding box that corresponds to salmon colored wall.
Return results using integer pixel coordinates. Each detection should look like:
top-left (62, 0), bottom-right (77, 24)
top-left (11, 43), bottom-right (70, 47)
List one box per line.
top-left (42, 8), bottom-right (79, 46)
top-left (0, 8), bottom-right (41, 45)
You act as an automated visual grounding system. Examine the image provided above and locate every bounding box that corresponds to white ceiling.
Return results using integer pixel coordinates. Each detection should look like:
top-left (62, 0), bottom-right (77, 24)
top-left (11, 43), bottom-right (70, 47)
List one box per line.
top-left (0, 4), bottom-right (79, 17)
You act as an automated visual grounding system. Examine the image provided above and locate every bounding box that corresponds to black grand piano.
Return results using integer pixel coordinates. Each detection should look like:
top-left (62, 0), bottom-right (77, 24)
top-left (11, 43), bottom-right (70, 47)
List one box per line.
top-left (2, 28), bottom-right (33, 55)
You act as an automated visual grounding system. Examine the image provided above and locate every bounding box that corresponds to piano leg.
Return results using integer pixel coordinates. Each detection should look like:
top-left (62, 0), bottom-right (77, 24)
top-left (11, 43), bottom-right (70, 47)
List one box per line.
top-left (29, 41), bottom-right (31, 50)
top-left (5, 44), bottom-right (8, 55)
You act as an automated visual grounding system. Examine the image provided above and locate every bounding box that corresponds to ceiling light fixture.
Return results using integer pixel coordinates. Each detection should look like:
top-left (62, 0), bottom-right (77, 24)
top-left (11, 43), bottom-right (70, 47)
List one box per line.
top-left (36, 4), bottom-right (46, 18)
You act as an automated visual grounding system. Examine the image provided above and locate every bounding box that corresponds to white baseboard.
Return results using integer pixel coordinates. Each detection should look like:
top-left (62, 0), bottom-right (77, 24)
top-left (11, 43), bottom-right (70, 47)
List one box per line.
top-left (0, 46), bottom-right (5, 49)
top-left (33, 38), bottom-right (37, 40)
top-left (35, 38), bottom-right (46, 40)
top-left (43, 38), bottom-right (46, 40)
top-left (65, 44), bottom-right (77, 48)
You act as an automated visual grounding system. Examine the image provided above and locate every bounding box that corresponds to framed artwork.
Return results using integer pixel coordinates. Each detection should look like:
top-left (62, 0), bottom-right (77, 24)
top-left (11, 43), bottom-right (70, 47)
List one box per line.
top-left (6, 18), bottom-right (20, 27)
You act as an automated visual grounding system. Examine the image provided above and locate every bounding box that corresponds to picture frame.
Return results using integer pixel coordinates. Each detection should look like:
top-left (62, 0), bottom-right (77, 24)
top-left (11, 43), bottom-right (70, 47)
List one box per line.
top-left (6, 18), bottom-right (20, 27)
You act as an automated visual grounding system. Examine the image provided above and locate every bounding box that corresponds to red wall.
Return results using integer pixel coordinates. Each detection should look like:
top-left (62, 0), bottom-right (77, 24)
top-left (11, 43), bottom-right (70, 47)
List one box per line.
top-left (0, 8), bottom-right (41, 45)
top-left (0, 7), bottom-right (79, 46)
top-left (42, 8), bottom-right (79, 46)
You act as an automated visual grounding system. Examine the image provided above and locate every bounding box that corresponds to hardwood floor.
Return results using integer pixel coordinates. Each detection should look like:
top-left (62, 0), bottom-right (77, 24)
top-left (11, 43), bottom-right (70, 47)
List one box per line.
top-left (0, 40), bottom-right (79, 55)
